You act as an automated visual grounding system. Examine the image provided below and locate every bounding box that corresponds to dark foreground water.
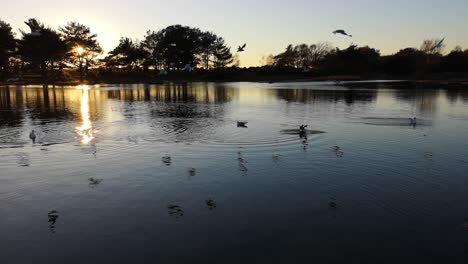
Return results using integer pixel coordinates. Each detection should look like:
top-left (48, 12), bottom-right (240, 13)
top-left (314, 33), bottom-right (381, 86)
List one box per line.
top-left (1, 82), bottom-right (468, 263)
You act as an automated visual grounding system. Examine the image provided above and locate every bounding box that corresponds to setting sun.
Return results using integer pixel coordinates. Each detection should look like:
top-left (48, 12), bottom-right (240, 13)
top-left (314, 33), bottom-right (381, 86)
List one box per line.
top-left (75, 46), bottom-right (85, 56)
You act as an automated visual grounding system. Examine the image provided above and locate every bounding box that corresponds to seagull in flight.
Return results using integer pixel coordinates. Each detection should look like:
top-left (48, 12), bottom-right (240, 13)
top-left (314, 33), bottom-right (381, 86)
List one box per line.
top-left (333, 30), bottom-right (352, 37)
top-left (237, 43), bottom-right (246, 52)
top-left (24, 20), bottom-right (42, 37)
top-left (432, 38), bottom-right (445, 51)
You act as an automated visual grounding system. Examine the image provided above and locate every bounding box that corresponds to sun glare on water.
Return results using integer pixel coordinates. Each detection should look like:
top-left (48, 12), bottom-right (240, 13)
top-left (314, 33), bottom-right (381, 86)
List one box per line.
top-left (76, 85), bottom-right (95, 144)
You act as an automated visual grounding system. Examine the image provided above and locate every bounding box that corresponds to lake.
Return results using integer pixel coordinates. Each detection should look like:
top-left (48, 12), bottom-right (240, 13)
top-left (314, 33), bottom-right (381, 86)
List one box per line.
top-left (1, 82), bottom-right (468, 263)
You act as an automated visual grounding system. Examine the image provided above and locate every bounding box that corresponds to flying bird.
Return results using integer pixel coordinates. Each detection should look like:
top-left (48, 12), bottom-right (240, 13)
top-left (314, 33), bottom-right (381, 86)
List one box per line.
top-left (237, 121), bottom-right (248, 127)
top-left (237, 43), bottom-right (246, 52)
top-left (432, 38), bottom-right (445, 51)
top-left (24, 20), bottom-right (42, 37)
top-left (333, 30), bottom-right (352, 37)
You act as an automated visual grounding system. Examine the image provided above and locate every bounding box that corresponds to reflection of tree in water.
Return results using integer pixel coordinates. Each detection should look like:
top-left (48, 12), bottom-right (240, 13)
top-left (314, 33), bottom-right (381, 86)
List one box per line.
top-left (394, 89), bottom-right (440, 115)
top-left (27, 86), bottom-right (74, 122)
top-left (0, 87), bottom-right (24, 128)
top-left (446, 88), bottom-right (468, 104)
top-left (275, 88), bottom-right (377, 105)
top-left (106, 83), bottom-right (233, 104)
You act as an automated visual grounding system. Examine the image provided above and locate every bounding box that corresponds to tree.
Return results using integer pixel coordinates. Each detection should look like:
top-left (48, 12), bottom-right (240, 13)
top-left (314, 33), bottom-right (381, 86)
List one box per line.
top-left (198, 31), bottom-right (217, 69)
top-left (320, 45), bottom-right (380, 75)
top-left (272, 43), bottom-right (333, 69)
top-left (309, 42), bottom-right (333, 67)
top-left (442, 47), bottom-right (468, 72)
top-left (18, 19), bottom-right (68, 82)
top-left (142, 25), bottom-right (234, 71)
top-left (0, 19), bottom-right (16, 79)
top-left (273, 44), bottom-right (298, 68)
top-left (212, 37), bottom-right (233, 68)
top-left (260, 55), bottom-right (275, 66)
top-left (59, 21), bottom-right (103, 81)
top-left (104, 37), bottom-right (147, 72)
top-left (143, 25), bottom-right (202, 70)
top-left (381, 48), bottom-right (427, 75)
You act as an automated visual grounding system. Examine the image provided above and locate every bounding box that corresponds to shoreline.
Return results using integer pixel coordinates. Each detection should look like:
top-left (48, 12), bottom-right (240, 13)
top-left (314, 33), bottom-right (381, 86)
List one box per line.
top-left (1, 75), bottom-right (468, 87)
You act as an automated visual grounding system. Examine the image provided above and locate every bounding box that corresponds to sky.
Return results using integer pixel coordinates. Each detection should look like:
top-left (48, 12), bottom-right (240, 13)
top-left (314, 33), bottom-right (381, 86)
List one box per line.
top-left (2, 0), bottom-right (468, 66)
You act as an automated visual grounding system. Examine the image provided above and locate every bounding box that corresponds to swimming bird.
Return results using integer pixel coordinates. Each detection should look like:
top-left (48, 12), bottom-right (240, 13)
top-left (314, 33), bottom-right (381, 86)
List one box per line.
top-left (237, 43), bottom-right (246, 52)
top-left (334, 146), bottom-right (344, 157)
top-left (47, 211), bottom-right (59, 224)
top-left (188, 168), bottom-right (196, 177)
top-left (206, 198), bottom-right (217, 210)
top-left (299, 125), bottom-right (308, 132)
top-left (89, 177), bottom-right (103, 187)
top-left (167, 204), bottom-right (180, 210)
top-left (333, 30), bottom-right (352, 37)
top-left (29, 130), bottom-right (36, 143)
top-left (237, 121), bottom-right (248, 127)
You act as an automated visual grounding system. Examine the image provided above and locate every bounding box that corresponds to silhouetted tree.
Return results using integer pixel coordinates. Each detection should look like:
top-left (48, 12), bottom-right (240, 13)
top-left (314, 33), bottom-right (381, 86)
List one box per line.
top-left (104, 37), bottom-right (147, 72)
top-left (198, 31), bottom-right (217, 69)
top-left (320, 45), bottom-right (380, 75)
top-left (309, 42), bottom-right (333, 67)
top-left (0, 19), bottom-right (16, 79)
top-left (142, 25), bottom-right (233, 71)
top-left (143, 25), bottom-right (202, 70)
top-left (442, 47), bottom-right (468, 72)
top-left (18, 19), bottom-right (68, 82)
top-left (272, 43), bottom-right (332, 69)
top-left (274, 44), bottom-right (298, 68)
top-left (59, 22), bottom-right (103, 81)
top-left (212, 37), bottom-right (233, 68)
top-left (381, 48), bottom-right (427, 75)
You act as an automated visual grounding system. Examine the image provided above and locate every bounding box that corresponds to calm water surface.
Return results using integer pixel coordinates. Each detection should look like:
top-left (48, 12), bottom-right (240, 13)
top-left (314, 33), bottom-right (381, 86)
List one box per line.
top-left (1, 82), bottom-right (468, 263)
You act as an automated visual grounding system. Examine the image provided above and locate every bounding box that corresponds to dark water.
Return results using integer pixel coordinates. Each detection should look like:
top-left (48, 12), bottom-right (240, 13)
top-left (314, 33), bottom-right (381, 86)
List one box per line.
top-left (1, 82), bottom-right (468, 263)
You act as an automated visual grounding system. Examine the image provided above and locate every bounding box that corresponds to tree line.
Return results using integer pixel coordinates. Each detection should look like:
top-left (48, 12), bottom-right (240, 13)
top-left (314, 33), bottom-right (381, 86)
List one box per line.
top-left (1, 17), bottom-right (468, 83)
top-left (0, 18), bottom-right (234, 82)
top-left (265, 40), bottom-right (468, 77)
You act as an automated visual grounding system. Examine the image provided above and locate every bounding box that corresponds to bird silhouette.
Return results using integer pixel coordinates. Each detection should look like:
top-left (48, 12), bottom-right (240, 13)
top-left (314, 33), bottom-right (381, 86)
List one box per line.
top-left (333, 30), bottom-right (352, 37)
top-left (24, 20), bottom-right (42, 37)
top-left (237, 43), bottom-right (246, 52)
top-left (432, 38), bottom-right (445, 51)
top-left (237, 121), bottom-right (248, 128)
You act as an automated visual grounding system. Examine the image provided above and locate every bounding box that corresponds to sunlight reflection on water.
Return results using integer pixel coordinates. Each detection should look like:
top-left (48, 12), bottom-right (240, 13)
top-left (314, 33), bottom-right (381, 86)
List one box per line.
top-left (75, 85), bottom-right (95, 144)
